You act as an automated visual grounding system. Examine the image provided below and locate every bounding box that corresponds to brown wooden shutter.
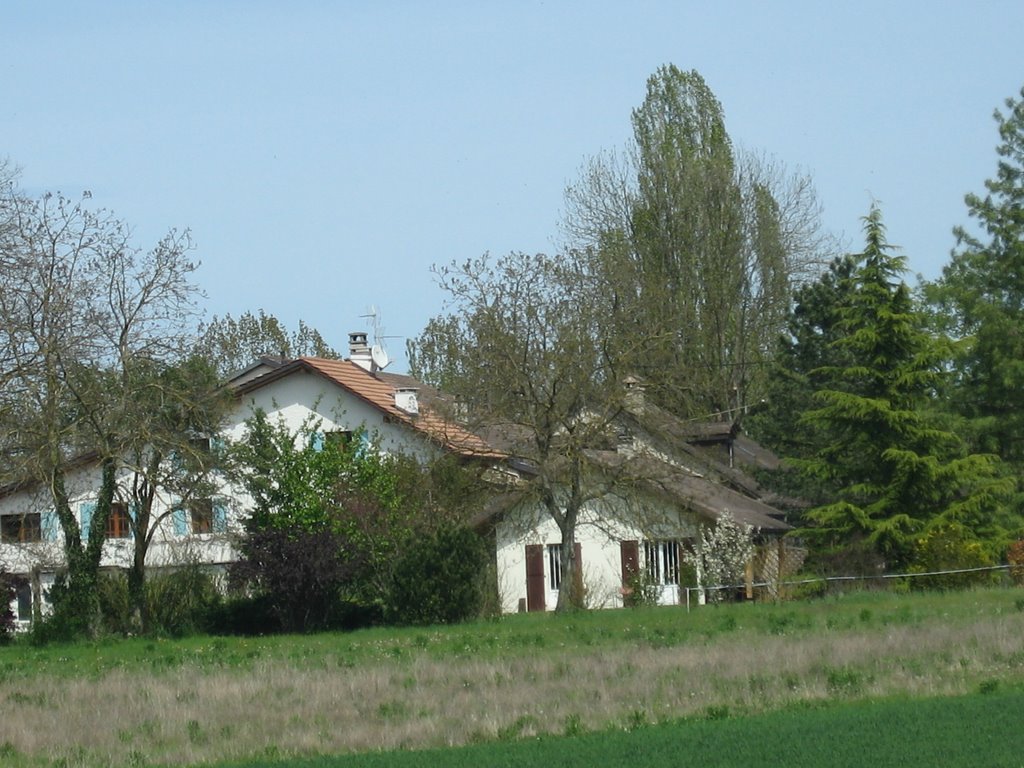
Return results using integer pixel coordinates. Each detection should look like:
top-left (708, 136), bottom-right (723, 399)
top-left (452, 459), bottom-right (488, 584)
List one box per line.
top-left (525, 544), bottom-right (546, 612)
top-left (620, 540), bottom-right (639, 587)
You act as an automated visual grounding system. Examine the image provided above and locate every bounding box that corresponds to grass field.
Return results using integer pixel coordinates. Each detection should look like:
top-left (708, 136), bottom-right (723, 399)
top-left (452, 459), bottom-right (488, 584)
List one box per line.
top-left (1, 587), bottom-right (1023, 767)
top-left (221, 687), bottom-right (1024, 768)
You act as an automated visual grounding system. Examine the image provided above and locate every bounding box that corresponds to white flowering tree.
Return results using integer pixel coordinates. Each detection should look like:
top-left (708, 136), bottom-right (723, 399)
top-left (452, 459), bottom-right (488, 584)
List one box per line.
top-left (686, 513), bottom-right (755, 603)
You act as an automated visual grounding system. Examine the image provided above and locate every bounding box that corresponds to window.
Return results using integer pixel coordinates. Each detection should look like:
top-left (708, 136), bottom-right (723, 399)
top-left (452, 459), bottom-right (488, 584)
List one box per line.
top-left (174, 498), bottom-right (227, 536)
top-left (190, 435), bottom-right (212, 453)
top-left (645, 540), bottom-right (680, 586)
top-left (312, 430), bottom-right (354, 451)
top-left (325, 430), bottom-right (353, 447)
top-left (547, 544), bottom-right (563, 590)
top-left (1, 513), bottom-right (41, 543)
top-left (105, 502), bottom-right (133, 539)
top-left (16, 582), bottom-right (32, 621)
top-left (189, 498), bottom-right (215, 534)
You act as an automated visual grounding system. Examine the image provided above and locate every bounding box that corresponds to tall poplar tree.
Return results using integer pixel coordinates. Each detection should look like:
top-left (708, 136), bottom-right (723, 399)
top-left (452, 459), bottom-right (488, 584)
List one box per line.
top-left (563, 65), bottom-right (830, 418)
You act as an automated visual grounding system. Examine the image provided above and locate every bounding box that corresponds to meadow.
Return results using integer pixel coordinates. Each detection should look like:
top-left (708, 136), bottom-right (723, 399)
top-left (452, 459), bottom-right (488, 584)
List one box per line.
top-left (1, 587), bottom-right (1022, 767)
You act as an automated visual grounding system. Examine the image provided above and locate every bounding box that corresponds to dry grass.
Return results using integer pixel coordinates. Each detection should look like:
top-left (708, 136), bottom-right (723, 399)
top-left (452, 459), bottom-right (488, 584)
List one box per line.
top-left (1, 592), bottom-right (1023, 767)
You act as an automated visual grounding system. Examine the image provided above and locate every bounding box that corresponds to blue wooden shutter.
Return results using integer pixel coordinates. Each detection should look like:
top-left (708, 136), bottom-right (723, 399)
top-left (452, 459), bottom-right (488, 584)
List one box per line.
top-left (212, 499), bottom-right (228, 534)
top-left (42, 508), bottom-right (59, 542)
top-left (311, 431), bottom-right (325, 452)
top-left (80, 502), bottom-right (96, 541)
top-left (173, 507), bottom-right (188, 536)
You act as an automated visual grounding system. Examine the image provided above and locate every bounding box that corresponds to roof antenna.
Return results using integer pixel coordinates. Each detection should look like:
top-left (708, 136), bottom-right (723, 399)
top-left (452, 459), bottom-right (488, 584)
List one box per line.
top-left (360, 305), bottom-right (393, 371)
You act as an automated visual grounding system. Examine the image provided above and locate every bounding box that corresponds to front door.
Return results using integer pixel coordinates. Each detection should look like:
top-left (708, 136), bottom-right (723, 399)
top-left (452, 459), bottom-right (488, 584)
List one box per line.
top-left (525, 544), bottom-right (546, 611)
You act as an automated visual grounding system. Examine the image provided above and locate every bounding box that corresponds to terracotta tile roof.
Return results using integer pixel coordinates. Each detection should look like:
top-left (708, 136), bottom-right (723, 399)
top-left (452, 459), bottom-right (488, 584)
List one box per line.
top-left (233, 357), bottom-right (503, 459)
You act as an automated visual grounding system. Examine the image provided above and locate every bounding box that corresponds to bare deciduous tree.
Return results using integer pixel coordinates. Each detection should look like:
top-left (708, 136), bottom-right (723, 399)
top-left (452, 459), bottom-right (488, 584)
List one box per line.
top-left (0, 174), bottom-right (220, 635)
top-left (411, 251), bottom-right (646, 611)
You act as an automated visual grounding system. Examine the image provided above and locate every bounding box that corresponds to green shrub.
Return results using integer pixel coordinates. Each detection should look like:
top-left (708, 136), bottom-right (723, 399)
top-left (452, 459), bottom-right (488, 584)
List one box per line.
top-left (97, 571), bottom-right (133, 635)
top-left (0, 572), bottom-right (17, 644)
top-left (387, 524), bottom-right (488, 625)
top-left (144, 565), bottom-right (222, 637)
top-left (623, 567), bottom-right (660, 608)
top-left (910, 524), bottom-right (997, 590)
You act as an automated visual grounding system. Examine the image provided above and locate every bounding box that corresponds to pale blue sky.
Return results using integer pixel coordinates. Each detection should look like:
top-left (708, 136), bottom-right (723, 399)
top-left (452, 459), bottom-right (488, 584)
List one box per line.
top-left (5, 2), bottom-right (1022, 370)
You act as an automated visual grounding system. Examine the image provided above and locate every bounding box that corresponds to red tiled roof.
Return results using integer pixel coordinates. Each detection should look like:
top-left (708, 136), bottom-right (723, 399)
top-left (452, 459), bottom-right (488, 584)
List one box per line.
top-left (233, 357), bottom-right (503, 459)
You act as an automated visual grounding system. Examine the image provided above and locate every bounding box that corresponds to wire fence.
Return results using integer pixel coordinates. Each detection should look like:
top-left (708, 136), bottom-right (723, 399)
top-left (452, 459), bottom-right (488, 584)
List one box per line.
top-left (682, 563), bottom-right (1016, 612)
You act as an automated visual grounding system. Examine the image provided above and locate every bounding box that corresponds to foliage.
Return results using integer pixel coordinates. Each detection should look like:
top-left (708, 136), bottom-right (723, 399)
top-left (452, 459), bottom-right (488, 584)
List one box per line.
top-left (230, 522), bottom-right (369, 632)
top-left (622, 566), bottom-right (661, 608)
top-left (196, 309), bottom-right (340, 379)
top-left (746, 254), bottom-right (860, 506)
top-left (144, 565), bottom-right (224, 636)
top-left (229, 410), bottom-right (479, 631)
top-left (562, 64), bottom-right (832, 418)
top-left (43, 565), bottom-right (223, 639)
top-left (685, 514), bottom-right (754, 602)
top-left (0, 571), bottom-right (16, 643)
top-left (909, 523), bottom-right (997, 591)
top-left (411, 251), bottom-right (628, 612)
top-left (229, 411), bottom-right (399, 630)
top-left (0, 171), bottom-right (204, 637)
top-left (1007, 539), bottom-right (1024, 586)
top-left (926, 84), bottom-right (1024, 513)
top-left (792, 207), bottom-right (1013, 568)
top-left (387, 524), bottom-right (489, 625)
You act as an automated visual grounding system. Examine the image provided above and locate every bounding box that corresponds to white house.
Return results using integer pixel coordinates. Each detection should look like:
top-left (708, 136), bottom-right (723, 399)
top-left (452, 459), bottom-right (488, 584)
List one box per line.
top-left (477, 387), bottom-right (796, 613)
top-left (0, 332), bottom-right (500, 627)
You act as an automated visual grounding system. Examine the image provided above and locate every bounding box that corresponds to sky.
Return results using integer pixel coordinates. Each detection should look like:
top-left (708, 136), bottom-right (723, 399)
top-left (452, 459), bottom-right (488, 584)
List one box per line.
top-left (5, 2), bottom-right (1022, 372)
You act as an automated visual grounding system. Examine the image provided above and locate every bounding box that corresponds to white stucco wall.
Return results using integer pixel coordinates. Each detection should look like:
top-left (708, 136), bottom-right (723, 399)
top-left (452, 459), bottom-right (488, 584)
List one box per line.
top-left (225, 370), bottom-right (440, 463)
top-left (494, 494), bottom-right (703, 613)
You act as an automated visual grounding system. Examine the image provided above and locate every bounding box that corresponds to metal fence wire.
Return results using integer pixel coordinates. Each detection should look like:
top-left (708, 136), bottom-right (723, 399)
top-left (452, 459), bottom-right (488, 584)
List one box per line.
top-left (683, 563), bottom-right (1015, 612)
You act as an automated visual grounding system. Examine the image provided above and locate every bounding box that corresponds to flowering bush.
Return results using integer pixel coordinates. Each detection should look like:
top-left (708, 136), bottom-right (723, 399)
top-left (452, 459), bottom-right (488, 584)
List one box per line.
top-left (685, 513), bottom-right (755, 603)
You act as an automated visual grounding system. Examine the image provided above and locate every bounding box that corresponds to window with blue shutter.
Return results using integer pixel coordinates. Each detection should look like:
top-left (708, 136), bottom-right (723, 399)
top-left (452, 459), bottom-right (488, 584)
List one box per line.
top-left (310, 431), bottom-right (325, 452)
top-left (212, 499), bottom-right (228, 534)
top-left (42, 508), bottom-right (59, 542)
top-left (172, 507), bottom-right (188, 536)
top-left (80, 501), bottom-right (97, 541)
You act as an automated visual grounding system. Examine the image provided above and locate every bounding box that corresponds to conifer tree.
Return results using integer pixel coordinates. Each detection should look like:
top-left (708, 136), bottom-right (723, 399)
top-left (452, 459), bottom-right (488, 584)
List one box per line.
top-left (795, 207), bottom-right (1012, 568)
top-left (928, 85), bottom-right (1024, 490)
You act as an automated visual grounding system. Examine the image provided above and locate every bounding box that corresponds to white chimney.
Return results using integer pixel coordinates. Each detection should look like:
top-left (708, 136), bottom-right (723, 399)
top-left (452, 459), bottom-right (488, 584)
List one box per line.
top-left (394, 387), bottom-right (419, 415)
top-left (623, 375), bottom-right (647, 412)
top-left (349, 332), bottom-right (373, 371)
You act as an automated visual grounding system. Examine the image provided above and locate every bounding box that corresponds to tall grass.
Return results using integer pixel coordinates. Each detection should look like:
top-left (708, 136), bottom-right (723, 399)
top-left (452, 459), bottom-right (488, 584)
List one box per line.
top-left (0, 587), bottom-right (1022, 767)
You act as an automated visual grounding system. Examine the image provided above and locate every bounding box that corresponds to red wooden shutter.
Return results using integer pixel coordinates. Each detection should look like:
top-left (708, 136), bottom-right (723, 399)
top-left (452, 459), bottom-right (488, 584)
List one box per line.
top-left (525, 544), bottom-right (546, 612)
top-left (620, 540), bottom-right (639, 586)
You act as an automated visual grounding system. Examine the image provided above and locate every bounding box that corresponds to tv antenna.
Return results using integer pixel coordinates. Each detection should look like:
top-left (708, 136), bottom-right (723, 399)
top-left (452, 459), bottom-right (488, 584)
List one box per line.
top-left (360, 305), bottom-right (394, 370)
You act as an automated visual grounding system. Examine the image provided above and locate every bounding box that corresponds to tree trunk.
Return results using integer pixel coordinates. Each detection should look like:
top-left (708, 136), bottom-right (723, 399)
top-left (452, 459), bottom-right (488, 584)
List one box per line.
top-left (52, 457), bottom-right (117, 638)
